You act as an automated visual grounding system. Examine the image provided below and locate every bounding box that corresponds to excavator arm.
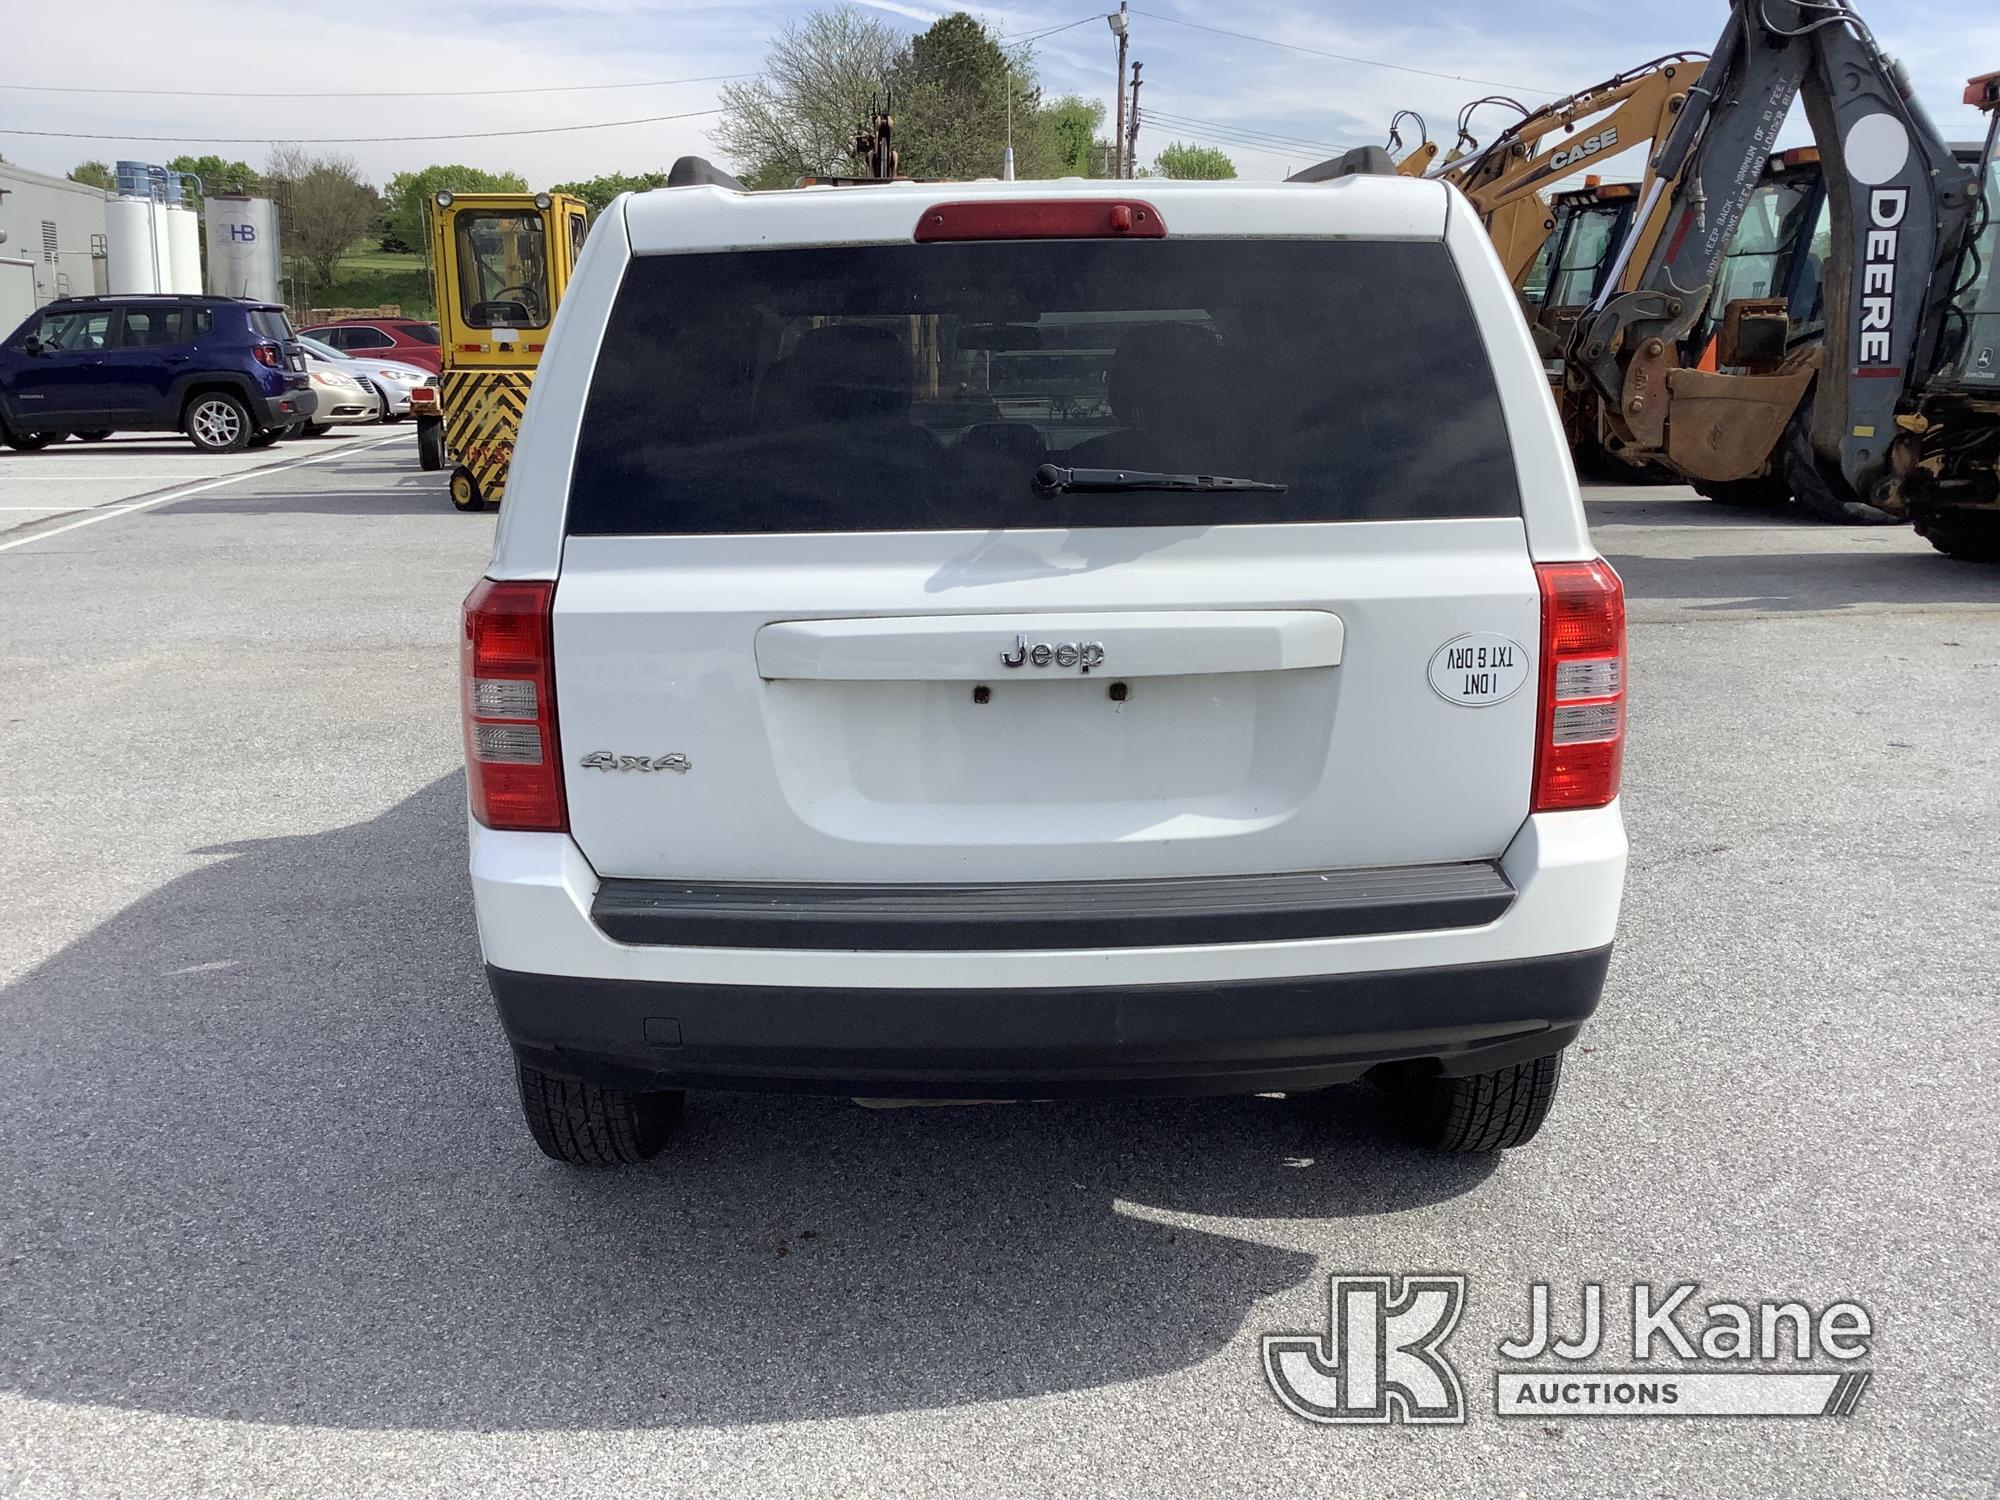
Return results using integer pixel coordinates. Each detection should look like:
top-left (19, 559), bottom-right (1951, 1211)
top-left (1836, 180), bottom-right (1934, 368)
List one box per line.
top-left (1443, 57), bottom-right (1705, 286)
top-left (1568, 0), bottom-right (1979, 517)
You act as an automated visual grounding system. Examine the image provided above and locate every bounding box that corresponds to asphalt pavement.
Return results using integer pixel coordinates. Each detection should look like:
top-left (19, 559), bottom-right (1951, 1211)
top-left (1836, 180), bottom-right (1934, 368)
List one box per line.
top-left (0, 432), bottom-right (1995, 1498)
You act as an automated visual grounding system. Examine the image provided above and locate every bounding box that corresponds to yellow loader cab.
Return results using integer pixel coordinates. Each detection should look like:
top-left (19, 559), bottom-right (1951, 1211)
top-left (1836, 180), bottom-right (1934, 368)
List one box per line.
top-left (415, 190), bottom-right (589, 511)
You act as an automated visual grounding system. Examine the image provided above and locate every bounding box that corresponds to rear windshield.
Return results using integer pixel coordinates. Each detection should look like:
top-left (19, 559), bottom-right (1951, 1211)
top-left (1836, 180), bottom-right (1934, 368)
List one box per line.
top-left (567, 239), bottom-right (1518, 535)
top-left (249, 309), bottom-right (294, 340)
top-left (401, 322), bottom-right (441, 345)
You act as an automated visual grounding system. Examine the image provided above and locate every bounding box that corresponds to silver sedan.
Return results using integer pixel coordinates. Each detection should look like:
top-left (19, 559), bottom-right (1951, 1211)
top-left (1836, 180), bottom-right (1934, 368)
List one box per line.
top-left (296, 335), bottom-right (435, 422)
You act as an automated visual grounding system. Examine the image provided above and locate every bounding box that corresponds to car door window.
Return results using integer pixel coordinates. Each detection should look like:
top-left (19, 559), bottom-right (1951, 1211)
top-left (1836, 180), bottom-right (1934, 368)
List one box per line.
top-left (345, 326), bottom-right (393, 349)
top-left (33, 309), bottom-right (114, 351)
top-left (116, 308), bottom-right (190, 347)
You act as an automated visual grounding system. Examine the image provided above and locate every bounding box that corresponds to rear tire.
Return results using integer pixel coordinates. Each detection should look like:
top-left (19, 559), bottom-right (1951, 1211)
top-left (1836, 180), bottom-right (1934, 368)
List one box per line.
top-left (246, 429), bottom-right (281, 449)
top-left (4, 429), bottom-right (55, 451)
top-left (515, 1055), bottom-right (682, 1166)
top-left (302, 421), bottom-right (332, 438)
top-left (184, 392), bottom-right (253, 454)
top-left (1393, 1052), bottom-right (1564, 1152)
top-left (417, 416), bottom-right (445, 470)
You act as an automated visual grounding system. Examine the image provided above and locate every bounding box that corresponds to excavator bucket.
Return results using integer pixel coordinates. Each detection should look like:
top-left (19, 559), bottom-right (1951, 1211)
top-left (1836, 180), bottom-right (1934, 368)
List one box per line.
top-left (1663, 364), bottom-right (1816, 483)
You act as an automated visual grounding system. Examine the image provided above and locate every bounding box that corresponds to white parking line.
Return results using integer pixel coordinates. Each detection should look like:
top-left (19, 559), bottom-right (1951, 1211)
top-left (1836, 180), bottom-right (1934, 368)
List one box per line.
top-left (0, 433), bottom-right (412, 556)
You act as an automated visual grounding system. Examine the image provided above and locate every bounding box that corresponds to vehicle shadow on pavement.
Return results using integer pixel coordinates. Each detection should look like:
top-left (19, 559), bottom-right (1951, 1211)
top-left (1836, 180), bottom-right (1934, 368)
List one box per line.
top-left (155, 486), bottom-right (459, 519)
top-left (1602, 547), bottom-right (2000, 610)
top-left (0, 774), bottom-right (1494, 1432)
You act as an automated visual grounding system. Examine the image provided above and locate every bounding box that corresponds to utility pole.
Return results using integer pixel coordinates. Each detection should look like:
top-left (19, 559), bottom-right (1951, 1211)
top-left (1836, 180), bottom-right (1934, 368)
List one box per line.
top-left (1108, 3), bottom-right (1129, 178)
top-left (1126, 60), bottom-right (1144, 180)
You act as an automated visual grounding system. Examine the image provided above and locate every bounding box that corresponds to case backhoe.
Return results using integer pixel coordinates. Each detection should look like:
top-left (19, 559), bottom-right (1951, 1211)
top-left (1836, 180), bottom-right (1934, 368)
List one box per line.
top-left (1438, 56), bottom-right (1707, 289)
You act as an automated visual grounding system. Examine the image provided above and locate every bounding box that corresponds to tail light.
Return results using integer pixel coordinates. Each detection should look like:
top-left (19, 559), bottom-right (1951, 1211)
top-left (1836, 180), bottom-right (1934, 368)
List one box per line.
top-left (461, 578), bottom-right (566, 831)
top-left (1532, 559), bottom-right (1626, 812)
top-left (252, 342), bottom-right (282, 368)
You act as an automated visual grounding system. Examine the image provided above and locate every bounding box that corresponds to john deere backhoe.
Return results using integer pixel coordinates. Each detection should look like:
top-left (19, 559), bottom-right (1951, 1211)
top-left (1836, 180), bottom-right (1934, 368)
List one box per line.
top-left (1563, 1), bottom-right (1996, 555)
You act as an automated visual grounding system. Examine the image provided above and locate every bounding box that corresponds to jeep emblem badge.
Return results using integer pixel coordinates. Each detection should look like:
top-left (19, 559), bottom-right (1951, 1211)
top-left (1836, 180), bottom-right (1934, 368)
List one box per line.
top-left (999, 634), bottom-right (1106, 671)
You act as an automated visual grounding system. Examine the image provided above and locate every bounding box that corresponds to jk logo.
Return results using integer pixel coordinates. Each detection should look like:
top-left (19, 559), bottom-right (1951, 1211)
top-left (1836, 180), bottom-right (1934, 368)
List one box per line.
top-left (1263, 1274), bottom-right (1467, 1425)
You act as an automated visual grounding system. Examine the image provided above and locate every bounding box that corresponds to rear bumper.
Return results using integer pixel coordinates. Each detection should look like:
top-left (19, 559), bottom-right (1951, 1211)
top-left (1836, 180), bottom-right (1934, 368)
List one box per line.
top-left (470, 804), bottom-right (1625, 1096)
top-left (250, 387), bottom-right (316, 425)
top-left (490, 947), bottom-right (1611, 1097)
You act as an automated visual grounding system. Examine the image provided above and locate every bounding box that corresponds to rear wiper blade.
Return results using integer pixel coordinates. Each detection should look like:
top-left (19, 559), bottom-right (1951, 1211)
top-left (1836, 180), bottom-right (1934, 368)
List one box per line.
top-left (1034, 464), bottom-right (1287, 495)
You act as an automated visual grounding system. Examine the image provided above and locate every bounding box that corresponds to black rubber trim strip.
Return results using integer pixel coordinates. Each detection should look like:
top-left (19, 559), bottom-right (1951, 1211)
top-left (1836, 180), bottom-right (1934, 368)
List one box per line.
top-left (487, 945), bottom-right (1610, 1098)
top-left (590, 861), bottom-right (1515, 950)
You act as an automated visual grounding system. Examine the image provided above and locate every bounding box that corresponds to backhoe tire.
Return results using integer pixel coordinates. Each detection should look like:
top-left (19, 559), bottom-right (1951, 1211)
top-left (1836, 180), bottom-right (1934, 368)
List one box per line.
top-left (1914, 509), bottom-right (2000, 562)
top-left (416, 416), bottom-right (445, 471)
top-left (515, 1054), bottom-right (682, 1166)
top-left (1393, 1053), bottom-right (1564, 1152)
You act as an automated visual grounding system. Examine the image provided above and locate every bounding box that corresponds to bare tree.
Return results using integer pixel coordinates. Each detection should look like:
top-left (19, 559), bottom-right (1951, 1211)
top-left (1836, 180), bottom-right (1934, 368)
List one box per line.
top-left (265, 145), bottom-right (378, 293)
top-left (712, 7), bottom-right (900, 184)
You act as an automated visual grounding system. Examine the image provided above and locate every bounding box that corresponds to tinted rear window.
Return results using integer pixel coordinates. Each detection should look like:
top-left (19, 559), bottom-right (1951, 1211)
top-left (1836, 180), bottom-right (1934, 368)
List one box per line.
top-left (568, 239), bottom-right (1518, 535)
top-left (400, 322), bottom-right (441, 345)
top-left (250, 309), bottom-right (294, 340)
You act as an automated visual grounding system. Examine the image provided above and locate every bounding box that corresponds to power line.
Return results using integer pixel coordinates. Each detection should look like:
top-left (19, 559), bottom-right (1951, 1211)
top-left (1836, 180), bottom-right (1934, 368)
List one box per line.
top-left (0, 71), bottom-right (754, 101)
top-left (999, 14), bottom-right (1104, 44)
top-left (1146, 108), bottom-right (1347, 153)
top-left (1146, 122), bottom-right (1324, 159)
top-left (0, 106), bottom-right (726, 146)
top-left (1129, 9), bottom-right (1557, 95)
top-left (1142, 114), bottom-right (1347, 158)
top-left (1138, 122), bottom-right (1306, 163)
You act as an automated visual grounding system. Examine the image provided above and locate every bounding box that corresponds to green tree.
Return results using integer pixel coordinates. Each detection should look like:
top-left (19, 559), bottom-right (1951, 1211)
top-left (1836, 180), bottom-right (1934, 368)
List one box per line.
top-left (68, 160), bottom-right (116, 190)
top-left (165, 154), bottom-right (260, 210)
top-left (1038, 95), bottom-right (1110, 177)
top-left (713, 6), bottom-right (900, 183)
top-left (548, 170), bottom-right (672, 217)
top-left (380, 163), bottom-right (529, 265)
top-left (266, 145), bottom-right (380, 293)
top-left (891, 13), bottom-right (1055, 180)
top-left (1153, 141), bottom-right (1237, 179)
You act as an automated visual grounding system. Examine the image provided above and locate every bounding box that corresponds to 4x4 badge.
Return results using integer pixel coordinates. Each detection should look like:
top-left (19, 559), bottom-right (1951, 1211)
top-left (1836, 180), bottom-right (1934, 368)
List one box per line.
top-left (579, 752), bottom-right (691, 774)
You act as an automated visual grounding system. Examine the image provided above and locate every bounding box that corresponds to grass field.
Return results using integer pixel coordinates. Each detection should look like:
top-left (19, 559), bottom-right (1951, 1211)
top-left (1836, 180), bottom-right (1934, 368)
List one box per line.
top-left (305, 244), bottom-right (434, 319)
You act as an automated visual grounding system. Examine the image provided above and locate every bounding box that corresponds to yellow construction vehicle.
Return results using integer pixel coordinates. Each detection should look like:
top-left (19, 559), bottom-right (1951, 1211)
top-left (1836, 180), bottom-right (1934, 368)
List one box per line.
top-left (1439, 56), bottom-right (1705, 290)
top-left (414, 189), bottom-right (589, 511)
top-left (1387, 112), bottom-right (1438, 177)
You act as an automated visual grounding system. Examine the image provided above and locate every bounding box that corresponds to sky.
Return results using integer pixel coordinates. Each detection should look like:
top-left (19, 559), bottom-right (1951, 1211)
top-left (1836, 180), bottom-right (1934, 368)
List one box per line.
top-left (1, 0), bottom-right (1995, 190)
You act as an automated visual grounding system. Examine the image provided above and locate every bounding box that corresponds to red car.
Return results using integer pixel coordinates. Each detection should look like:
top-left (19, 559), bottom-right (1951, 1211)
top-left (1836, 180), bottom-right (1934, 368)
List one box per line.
top-left (297, 318), bottom-right (442, 374)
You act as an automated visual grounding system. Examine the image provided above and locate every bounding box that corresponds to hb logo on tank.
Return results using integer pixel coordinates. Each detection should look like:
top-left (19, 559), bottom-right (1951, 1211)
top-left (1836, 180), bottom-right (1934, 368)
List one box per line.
top-left (1263, 1275), bottom-right (1468, 1424)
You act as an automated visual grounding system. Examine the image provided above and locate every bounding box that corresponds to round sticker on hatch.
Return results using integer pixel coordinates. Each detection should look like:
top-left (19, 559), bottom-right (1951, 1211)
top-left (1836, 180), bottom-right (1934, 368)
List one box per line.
top-left (1428, 633), bottom-right (1531, 707)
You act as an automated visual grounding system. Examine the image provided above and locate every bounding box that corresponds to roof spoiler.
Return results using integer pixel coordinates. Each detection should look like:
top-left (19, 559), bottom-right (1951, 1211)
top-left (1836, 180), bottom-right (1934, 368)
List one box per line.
top-left (667, 156), bottom-right (748, 191)
top-left (1287, 146), bottom-right (1398, 183)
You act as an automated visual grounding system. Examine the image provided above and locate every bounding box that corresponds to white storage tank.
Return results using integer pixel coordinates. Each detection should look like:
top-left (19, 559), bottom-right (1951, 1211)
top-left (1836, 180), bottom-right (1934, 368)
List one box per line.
top-left (104, 196), bottom-right (162, 293)
top-left (165, 203), bottom-right (201, 293)
top-left (204, 194), bottom-right (281, 303)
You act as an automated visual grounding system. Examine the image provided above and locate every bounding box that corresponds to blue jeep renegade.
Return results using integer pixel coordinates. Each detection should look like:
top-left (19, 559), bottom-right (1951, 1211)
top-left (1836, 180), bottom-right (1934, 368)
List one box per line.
top-left (0, 295), bottom-right (316, 454)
